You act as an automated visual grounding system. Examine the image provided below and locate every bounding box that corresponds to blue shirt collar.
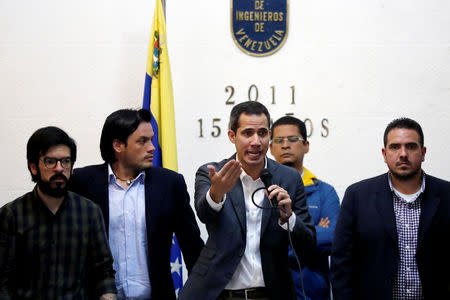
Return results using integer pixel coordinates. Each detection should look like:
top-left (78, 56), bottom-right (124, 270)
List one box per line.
top-left (107, 164), bottom-right (146, 185)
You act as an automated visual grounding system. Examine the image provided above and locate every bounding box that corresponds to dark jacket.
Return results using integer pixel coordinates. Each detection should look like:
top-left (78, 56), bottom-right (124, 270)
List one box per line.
top-left (179, 157), bottom-right (316, 300)
top-left (331, 173), bottom-right (450, 300)
top-left (70, 163), bottom-right (204, 300)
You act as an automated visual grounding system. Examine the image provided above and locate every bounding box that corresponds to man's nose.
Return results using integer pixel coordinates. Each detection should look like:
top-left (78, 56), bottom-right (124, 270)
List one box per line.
top-left (281, 139), bottom-right (290, 148)
top-left (147, 141), bottom-right (155, 152)
top-left (399, 146), bottom-right (408, 157)
top-left (54, 161), bottom-right (65, 171)
top-left (250, 133), bottom-right (261, 144)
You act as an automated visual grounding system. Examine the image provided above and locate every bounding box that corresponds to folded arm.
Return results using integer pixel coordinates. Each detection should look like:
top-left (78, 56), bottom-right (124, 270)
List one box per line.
top-left (315, 186), bottom-right (340, 254)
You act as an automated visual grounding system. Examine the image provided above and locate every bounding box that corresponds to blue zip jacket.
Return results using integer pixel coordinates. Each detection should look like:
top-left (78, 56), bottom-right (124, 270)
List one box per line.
top-left (290, 168), bottom-right (340, 300)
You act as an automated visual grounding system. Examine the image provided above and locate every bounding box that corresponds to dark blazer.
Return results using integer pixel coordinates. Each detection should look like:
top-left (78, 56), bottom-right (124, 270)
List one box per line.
top-left (179, 157), bottom-right (316, 300)
top-left (70, 163), bottom-right (204, 300)
top-left (331, 172), bottom-right (450, 300)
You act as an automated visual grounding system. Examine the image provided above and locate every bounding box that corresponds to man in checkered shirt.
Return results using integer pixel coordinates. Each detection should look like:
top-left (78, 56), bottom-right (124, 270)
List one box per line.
top-left (0, 127), bottom-right (117, 300)
top-left (330, 117), bottom-right (450, 300)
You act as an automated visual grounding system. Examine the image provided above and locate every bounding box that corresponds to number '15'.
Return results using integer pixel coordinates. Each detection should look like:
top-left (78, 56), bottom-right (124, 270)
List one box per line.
top-left (198, 118), bottom-right (222, 138)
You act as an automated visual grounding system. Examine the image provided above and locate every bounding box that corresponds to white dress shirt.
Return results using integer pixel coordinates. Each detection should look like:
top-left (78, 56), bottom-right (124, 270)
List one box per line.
top-left (206, 158), bottom-right (295, 289)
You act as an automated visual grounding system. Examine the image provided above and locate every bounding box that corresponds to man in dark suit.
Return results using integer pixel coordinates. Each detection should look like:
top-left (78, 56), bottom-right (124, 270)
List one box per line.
top-left (331, 117), bottom-right (450, 300)
top-left (70, 109), bottom-right (204, 300)
top-left (179, 101), bottom-right (316, 300)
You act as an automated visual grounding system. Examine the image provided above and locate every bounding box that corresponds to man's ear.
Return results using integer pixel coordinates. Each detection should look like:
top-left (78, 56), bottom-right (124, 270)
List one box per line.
top-left (228, 130), bottom-right (236, 144)
top-left (421, 146), bottom-right (427, 162)
top-left (112, 139), bottom-right (124, 153)
top-left (304, 140), bottom-right (310, 154)
top-left (29, 163), bottom-right (38, 176)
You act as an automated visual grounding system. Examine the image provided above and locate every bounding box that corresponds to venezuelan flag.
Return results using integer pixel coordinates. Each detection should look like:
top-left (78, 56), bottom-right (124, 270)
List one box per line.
top-left (142, 0), bottom-right (183, 295)
top-left (143, 0), bottom-right (177, 171)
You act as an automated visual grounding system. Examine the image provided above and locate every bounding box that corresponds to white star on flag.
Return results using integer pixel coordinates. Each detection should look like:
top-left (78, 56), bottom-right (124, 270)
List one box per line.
top-left (171, 256), bottom-right (182, 276)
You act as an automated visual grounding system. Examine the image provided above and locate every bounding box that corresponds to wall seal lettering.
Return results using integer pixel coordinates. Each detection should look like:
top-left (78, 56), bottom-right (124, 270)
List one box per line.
top-left (231, 0), bottom-right (289, 57)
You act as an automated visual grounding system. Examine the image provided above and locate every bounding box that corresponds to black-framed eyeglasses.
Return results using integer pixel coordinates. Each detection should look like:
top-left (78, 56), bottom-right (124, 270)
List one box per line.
top-left (272, 136), bottom-right (305, 144)
top-left (41, 157), bottom-right (72, 169)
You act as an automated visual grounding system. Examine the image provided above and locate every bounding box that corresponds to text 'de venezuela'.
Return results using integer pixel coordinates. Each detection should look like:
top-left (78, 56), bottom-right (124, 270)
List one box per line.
top-left (231, 0), bottom-right (288, 57)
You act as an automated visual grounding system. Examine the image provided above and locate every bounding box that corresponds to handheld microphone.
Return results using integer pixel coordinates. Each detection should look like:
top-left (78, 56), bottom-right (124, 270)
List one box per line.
top-left (259, 168), bottom-right (277, 207)
top-left (257, 169), bottom-right (304, 299)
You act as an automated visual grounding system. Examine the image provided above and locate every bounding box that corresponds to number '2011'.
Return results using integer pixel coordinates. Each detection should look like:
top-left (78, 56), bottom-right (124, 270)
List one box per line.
top-left (225, 85), bottom-right (296, 105)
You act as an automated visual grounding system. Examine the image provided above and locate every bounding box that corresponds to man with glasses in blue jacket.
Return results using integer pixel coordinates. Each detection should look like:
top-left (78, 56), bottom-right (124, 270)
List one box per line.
top-left (270, 116), bottom-right (340, 300)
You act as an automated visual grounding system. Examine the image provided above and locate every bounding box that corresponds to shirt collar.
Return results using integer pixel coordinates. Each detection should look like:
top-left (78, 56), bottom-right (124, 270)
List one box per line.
top-left (108, 164), bottom-right (146, 185)
top-left (32, 185), bottom-right (69, 215)
top-left (388, 171), bottom-right (426, 203)
top-left (236, 155), bottom-right (267, 182)
top-left (302, 167), bottom-right (317, 187)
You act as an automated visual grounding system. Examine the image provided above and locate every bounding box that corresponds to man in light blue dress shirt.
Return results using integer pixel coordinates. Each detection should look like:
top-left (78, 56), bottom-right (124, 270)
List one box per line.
top-left (71, 109), bottom-right (204, 300)
top-left (108, 165), bottom-right (150, 299)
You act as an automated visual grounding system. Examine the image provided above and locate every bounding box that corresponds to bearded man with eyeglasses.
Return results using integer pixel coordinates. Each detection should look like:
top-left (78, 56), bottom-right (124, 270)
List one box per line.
top-left (270, 116), bottom-right (340, 300)
top-left (0, 126), bottom-right (117, 300)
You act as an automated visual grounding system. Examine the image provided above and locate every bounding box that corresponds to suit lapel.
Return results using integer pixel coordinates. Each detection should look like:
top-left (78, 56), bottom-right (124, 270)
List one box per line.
top-left (261, 159), bottom-right (277, 235)
top-left (226, 156), bottom-right (277, 236)
top-left (418, 176), bottom-right (440, 246)
top-left (260, 197), bottom-right (273, 235)
top-left (144, 168), bottom-right (156, 244)
top-left (374, 174), bottom-right (398, 244)
top-left (228, 178), bottom-right (247, 235)
top-left (95, 164), bottom-right (110, 234)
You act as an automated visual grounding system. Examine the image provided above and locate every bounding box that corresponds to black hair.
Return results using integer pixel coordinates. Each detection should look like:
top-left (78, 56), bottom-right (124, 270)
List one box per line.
top-left (228, 101), bottom-right (270, 132)
top-left (100, 108), bottom-right (152, 163)
top-left (26, 126), bottom-right (77, 182)
top-left (270, 116), bottom-right (307, 142)
top-left (384, 117), bottom-right (424, 147)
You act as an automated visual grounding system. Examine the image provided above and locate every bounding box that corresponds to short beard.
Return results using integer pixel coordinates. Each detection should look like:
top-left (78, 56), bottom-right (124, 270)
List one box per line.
top-left (390, 167), bottom-right (421, 182)
top-left (37, 173), bottom-right (69, 198)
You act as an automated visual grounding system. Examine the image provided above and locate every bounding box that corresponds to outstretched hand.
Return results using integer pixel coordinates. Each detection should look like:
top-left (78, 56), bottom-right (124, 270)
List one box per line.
top-left (208, 160), bottom-right (242, 203)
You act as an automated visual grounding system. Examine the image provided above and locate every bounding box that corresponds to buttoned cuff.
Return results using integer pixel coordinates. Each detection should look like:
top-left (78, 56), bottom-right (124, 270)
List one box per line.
top-left (206, 189), bottom-right (226, 212)
top-left (279, 213), bottom-right (296, 232)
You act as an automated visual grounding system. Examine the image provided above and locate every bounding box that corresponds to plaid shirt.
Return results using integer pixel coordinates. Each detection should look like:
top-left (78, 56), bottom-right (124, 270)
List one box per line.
top-left (389, 174), bottom-right (425, 300)
top-left (0, 187), bottom-right (116, 300)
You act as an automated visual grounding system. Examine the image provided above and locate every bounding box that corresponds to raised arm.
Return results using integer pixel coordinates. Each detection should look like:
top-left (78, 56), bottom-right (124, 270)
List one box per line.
top-left (194, 160), bottom-right (241, 223)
